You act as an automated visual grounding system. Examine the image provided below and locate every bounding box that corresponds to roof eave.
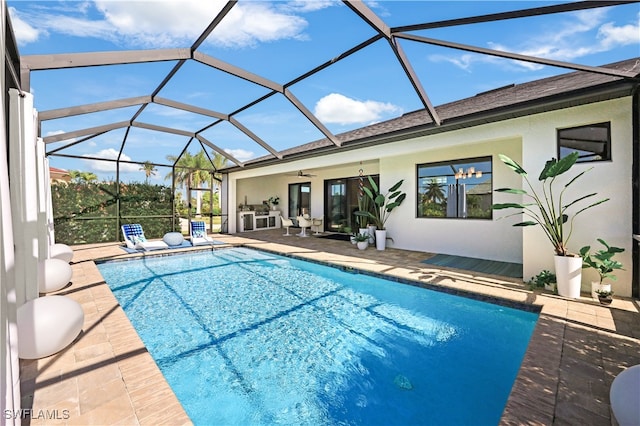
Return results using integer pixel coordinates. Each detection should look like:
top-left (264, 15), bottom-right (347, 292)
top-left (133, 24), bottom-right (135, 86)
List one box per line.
top-left (222, 79), bottom-right (638, 174)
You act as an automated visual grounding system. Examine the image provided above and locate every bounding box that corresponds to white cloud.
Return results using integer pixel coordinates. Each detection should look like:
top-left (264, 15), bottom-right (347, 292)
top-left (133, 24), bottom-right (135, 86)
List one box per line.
top-left (210, 2), bottom-right (309, 48)
top-left (93, 0), bottom-right (220, 47)
top-left (83, 148), bottom-right (139, 172)
top-left (12, 1), bottom-right (312, 49)
top-left (224, 148), bottom-right (254, 162)
top-left (39, 14), bottom-right (115, 41)
top-left (8, 7), bottom-right (40, 45)
top-left (598, 17), bottom-right (640, 48)
top-left (45, 129), bottom-right (69, 138)
top-left (280, 0), bottom-right (338, 13)
top-left (314, 93), bottom-right (401, 125)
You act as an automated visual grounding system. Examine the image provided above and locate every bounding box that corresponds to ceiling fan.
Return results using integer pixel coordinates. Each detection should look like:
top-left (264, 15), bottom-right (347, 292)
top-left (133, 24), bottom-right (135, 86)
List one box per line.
top-left (286, 170), bottom-right (316, 178)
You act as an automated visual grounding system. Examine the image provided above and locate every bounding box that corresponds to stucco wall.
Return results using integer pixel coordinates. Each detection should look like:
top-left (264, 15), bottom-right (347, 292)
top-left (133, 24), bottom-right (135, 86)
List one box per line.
top-left (518, 99), bottom-right (633, 295)
top-left (380, 97), bottom-right (633, 296)
top-left (381, 136), bottom-right (523, 264)
top-left (229, 97), bottom-right (634, 296)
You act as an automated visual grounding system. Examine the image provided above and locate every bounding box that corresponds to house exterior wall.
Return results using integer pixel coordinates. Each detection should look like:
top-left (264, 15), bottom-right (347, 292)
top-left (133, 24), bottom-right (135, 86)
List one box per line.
top-left (230, 159), bottom-right (379, 229)
top-left (381, 136), bottom-right (523, 263)
top-left (518, 98), bottom-right (632, 295)
top-left (381, 97), bottom-right (633, 296)
top-left (229, 97), bottom-right (633, 296)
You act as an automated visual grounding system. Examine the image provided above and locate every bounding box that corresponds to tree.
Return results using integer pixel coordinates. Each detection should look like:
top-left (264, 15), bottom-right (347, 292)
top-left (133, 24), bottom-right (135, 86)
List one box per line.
top-left (139, 161), bottom-right (157, 183)
top-left (165, 150), bottom-right (219, 215)
top-left (69, 170), bottom-right (98, 183)
top-left (209, 150), bottom-right (228, 196)
top-left (424, 179), bottom-right (445, 203)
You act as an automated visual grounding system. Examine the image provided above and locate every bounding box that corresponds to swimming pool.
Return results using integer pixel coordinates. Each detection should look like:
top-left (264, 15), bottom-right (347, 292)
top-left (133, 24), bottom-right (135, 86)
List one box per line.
top-left (97, 247), bottom-right (538, 425)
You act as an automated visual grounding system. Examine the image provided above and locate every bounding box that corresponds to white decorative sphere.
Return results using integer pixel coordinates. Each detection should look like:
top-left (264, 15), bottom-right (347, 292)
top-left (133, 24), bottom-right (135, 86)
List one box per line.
top-left (50, 243), bottom-right (73, 263)
top-left (610, 364), bottom-right (640, 426)
top-left (17, 296), bottom-right (84, 359)
top-left (40, 258), bottom-right (73, 293)
top-left (163, 232), bottom-right (184, 246)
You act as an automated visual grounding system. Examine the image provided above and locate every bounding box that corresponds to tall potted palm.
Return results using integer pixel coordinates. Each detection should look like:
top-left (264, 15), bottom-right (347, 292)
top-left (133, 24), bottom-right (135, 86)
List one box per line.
top-left (492, 152), bottom-right (608, 298)
top-left (355, 176), bottom-right (406, 250)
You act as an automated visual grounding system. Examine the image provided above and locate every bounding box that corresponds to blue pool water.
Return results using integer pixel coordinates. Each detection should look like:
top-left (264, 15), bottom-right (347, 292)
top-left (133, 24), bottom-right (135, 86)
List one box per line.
top-left (97, 247), bottom-right (538, 425)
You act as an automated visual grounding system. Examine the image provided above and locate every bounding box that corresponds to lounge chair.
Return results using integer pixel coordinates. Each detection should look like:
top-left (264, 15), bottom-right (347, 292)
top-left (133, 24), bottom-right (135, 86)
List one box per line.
top-left (190, 221), bottom-right (216, 246)
top-left (121, 224), bottom-right (169, 251)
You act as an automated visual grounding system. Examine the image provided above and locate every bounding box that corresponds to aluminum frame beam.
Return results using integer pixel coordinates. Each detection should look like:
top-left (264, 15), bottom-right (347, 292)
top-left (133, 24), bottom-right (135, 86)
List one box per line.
top-left (43, 121), bottom-right (130, 143)
top-left (395, 33), bottom-right (640, 79)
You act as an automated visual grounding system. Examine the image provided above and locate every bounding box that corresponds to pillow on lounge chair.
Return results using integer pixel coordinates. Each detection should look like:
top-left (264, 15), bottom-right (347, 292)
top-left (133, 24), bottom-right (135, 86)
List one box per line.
top-left (193, 230), bottom-right (205, 238)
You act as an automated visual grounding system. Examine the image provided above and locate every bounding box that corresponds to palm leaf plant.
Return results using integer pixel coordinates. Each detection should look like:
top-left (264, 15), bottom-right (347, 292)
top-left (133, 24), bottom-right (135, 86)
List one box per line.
top-left (356, 191), bottom-right (372, 229)
top-left (355, 175), bottom-right (406, 230)
top-left (492, 151), bottom-right (609, 256)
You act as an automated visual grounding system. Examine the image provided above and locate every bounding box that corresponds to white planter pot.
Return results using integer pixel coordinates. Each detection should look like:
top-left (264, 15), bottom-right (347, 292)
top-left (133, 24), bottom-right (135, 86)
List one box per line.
top-left (591, 282), bottom-right (611, 299)
top-left (357, 241), bottom-right (368, 250)
top-left (375, 229), bottom-right (386, 251)
top-left (554, 255), bottom-right (583, 298)
top-left (367, 225), bottom-right (377, 244)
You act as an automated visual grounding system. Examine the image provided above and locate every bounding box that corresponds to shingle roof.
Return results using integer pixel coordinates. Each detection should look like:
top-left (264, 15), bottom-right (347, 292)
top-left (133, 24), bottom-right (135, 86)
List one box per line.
top-left (234, 58), bottom-right (639, 170)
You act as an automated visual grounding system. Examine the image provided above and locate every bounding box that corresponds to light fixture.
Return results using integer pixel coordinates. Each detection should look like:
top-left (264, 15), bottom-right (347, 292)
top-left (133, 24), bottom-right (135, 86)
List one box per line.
top-left (455, 167), bottom-right (482, 179)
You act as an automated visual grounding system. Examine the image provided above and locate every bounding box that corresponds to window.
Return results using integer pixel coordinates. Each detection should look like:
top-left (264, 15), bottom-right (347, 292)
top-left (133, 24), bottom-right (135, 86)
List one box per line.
top-left (417, 157), bottom-right (492, 219)
top-left (558, 122), bottom-right (611, 163)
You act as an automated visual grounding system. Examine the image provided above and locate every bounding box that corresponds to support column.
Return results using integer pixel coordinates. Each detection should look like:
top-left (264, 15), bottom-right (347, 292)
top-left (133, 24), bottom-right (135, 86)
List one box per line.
top-left (1, 2), bottom-right (21, 420)
top-left (8, 88), bottom-right (39, 305)
top-left (36, 137), bottom-right (50, 263)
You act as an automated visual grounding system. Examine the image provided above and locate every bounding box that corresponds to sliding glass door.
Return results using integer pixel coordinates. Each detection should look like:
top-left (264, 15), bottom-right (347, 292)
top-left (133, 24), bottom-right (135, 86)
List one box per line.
top-left (324, 175), bottom-right (378, 233)
top-left (288, 182), bottom-right (311, 220)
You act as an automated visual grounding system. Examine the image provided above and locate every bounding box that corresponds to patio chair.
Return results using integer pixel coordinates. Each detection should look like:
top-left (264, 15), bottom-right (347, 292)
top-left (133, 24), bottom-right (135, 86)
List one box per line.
top-left (121, 224), bottom-right (169, 251)
top-left (312, 217), bottom-right (323, 235)
top-left (190, 221), bottom-right (216, 246)
top-left (297, 215), bottom-right (312, 237)
top-left (281, 216), bottom-right (294, 236)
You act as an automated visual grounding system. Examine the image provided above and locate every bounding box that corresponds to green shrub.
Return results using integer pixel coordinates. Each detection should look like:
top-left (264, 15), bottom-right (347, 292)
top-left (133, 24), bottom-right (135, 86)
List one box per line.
top-left (52, 181), bottom-right (178, 245)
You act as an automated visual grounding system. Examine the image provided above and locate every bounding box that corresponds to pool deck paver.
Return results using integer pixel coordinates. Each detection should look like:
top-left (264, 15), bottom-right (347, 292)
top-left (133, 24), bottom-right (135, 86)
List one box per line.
top-left (19, 230), bottom-right (640, 425)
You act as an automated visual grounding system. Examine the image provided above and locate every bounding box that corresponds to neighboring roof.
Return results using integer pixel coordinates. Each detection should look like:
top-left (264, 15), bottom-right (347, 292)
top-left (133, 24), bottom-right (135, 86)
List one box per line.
top-left (49, 166), bottom-right (70, 182)
top-left (228, 57), bottom-right (639, 171)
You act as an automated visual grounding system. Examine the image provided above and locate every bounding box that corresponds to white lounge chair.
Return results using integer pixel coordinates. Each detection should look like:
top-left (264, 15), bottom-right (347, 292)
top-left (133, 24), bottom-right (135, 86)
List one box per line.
top-left (190, 221), bottom-right (217, 246)
top-left (121, 224), bottom-right (169, 251)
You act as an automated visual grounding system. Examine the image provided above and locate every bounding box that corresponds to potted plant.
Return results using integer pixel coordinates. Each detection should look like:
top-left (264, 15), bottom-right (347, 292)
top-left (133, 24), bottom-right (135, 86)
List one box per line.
top-left (529, 269), bottom-right (557, 293)
top-left (353, 232), bottom-right (371, 250)
top-left (580, 238), bottom-right (624, 299)
top-left (355, 175), bottom-right (407, 251)
top-left (493, 152), bottom-right (608, 298)
top-left (594, 288), bottom-right (614, 305)
top-left (268, 196), bottom-right (280, 211)
top-left (356, 193), bottom-right (374, 243)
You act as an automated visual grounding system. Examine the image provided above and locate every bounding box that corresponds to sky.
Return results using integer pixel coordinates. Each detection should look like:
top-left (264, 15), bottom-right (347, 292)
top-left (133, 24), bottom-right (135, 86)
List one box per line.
top-left (7, 0), bottom-right (640, 183)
